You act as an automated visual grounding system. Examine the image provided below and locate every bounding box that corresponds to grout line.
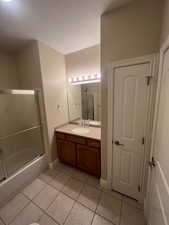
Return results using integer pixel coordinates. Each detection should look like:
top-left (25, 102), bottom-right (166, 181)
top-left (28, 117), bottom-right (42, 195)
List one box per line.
top-left (22, 181), bottom-right (47, 202)
top-left (0, 216), bottom-right (6, 225)
top-left (62, 199), bottom-right (76, 225)
top-left (94, 190), bottom-right (122, 225)
top-left (8, 197), bottom-right (31, 225)
top-left (96, 213), bottom-right (117, 225)
top-left (37, 212), bottom-right (60, 225)
top-left (90, 211), bottom-right (96, 225)
top-left (2, 164), bottom-right (145, 225)
top-left (118, 194), bottom-right (124, 225)
top-left (2, 165), bottom-right (101, 225)
top-left (23, 192), bottom-right (61, 225)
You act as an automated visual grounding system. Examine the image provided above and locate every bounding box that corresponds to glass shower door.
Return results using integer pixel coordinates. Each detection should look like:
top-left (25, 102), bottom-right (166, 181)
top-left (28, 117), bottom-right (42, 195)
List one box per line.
top-left (0, 89), bottom-right (45, 178)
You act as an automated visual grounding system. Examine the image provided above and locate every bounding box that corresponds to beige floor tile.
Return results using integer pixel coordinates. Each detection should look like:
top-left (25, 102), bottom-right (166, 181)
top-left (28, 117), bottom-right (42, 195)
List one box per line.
top-left (55, 163), bottom-right (76, 176)
top-left (62, 177), bottom-right (84, 200)
top-left (71, 170), bottom-right (89, 182)
top-left (33, 185), bottom-right (59, 210)
top-left (0, 219), bottom-right (4, 225)
top-left (0, 193), bottom-right (29, 224)
top-left (64, 202), bottom-right (94, 225)
top-left (123, 196), bottom-right (143, 209)
top-left (92, 214), bottom-right (114, 225)
top-left (96, 193), bottom-right (121, 224)
top-left (49, 173), bottom-right (70, 191)
top-left (86, 175), bottom-right (102, 190)
top-left (78, 185), bottom-right (101, 211)
top-left (22, 179), bottom-right (46, 200)
top-left (39, 169), bottom-right (60, 184)
top-left (55, 162), bottom-right (72, 171)
top-left (47, 192), bottom-right (74, 224)
top-left (10, 202), bottom-right (43, 225)
top-left (103, 189), bottom-right (123, 200)
top-left (120, 202), bottom-right (146, 225)
top-left (38, 214), bottom-right (59, 225)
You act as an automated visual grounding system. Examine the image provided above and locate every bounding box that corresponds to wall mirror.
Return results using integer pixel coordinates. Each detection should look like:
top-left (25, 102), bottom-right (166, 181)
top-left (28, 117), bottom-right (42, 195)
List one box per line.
top-left (67, 78), bottom-right (101, 126)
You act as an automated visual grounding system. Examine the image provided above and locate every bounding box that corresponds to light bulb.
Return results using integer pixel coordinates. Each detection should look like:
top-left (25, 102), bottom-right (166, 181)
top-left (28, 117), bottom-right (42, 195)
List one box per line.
top-left (68, 78), bottom-right (72, 83)
top-left (78, 76), bottom-right (82, 81)
top-left (97, 73), bottom-right (101, 79)
top-left (1, 0), bottom-right (13, 2)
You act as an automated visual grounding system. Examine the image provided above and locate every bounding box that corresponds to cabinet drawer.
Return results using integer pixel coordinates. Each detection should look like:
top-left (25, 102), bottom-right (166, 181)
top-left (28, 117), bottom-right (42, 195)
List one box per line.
top-left (66, 134), bottom-right (86, 144)
top-left (55, 132), bottom-right (65, 140)
top-left (87, 139), bottom-right (101, 148)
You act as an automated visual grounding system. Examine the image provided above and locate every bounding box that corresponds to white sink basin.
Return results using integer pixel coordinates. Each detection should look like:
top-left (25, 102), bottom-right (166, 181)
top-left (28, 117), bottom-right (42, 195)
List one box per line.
top-left (72, 127), bottom-right (90, 134)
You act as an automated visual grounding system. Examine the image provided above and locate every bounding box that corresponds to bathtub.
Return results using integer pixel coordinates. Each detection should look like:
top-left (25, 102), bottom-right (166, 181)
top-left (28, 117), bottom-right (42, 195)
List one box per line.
top-left (0, 154), bottom-right (47, 208)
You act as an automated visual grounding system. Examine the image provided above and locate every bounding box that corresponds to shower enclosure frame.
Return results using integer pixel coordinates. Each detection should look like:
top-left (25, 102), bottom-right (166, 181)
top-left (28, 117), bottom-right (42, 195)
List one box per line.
top-left (0, 89), bottom-right (47, 182)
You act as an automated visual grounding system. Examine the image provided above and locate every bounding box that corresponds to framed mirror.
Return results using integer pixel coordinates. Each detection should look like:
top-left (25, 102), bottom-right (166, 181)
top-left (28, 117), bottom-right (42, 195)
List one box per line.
top-left (67, 81), bottom-right (101, 126)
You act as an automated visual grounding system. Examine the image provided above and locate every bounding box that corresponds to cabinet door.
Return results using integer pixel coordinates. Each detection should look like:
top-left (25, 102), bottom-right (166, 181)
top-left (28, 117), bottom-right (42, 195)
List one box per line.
top-left (56, 140), bottom-right (76, 166)
top-left (77, 144), bottom-right (100, 177)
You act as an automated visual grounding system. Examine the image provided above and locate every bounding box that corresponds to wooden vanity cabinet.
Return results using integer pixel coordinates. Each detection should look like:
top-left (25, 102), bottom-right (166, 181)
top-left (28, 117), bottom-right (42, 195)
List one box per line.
top-left (57, 139), bottom-right (76, 166)
top-left (77, 144), bottom-right (100, 177)
top-left (55, 131), bottom-right (101, 177)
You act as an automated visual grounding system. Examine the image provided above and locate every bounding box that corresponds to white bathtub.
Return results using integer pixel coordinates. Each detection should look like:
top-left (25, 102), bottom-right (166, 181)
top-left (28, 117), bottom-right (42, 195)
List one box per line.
top-left (0, 154), bottom-right (47, 208)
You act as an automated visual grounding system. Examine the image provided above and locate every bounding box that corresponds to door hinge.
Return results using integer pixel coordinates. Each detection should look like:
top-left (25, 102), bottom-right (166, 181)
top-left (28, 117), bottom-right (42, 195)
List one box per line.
top-left (138, 185), bottom-right (141, 192)
top-left (142, 137), bottom-right (145, 145)
top-left (146, 76), bottom-right (152, 86)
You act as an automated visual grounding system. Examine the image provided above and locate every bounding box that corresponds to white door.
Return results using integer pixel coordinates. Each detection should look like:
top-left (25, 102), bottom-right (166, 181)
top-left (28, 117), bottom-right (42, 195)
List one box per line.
top-left (148, 48), bottom-right (169, 225)
top-left (112, 63), bottom-right (151, 200)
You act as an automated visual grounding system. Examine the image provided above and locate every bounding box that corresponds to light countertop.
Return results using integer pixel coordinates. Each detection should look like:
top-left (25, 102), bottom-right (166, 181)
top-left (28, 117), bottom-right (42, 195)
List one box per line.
top-left (55, 124), bottom-right (101, 140)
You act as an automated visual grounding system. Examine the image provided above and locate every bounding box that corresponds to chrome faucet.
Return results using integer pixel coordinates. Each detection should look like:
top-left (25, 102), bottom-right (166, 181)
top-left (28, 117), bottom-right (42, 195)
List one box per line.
top-left (79, 119), bottom-right (90, 127)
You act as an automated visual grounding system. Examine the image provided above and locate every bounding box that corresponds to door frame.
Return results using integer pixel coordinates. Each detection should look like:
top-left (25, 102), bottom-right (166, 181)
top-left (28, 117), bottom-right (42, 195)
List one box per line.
top-left (145, 38), bottom-right (169, 221)
top-left (106, 54), bottom-right (159, 201)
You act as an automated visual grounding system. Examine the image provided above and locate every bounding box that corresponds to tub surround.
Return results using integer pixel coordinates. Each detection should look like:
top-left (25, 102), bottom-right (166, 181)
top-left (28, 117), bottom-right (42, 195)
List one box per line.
top-left (55, 123), bottom-right (101, 140)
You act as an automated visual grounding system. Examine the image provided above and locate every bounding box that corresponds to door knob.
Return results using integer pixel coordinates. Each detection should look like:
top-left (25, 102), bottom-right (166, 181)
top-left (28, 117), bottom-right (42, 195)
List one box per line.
top-left (149, 157), bottom-right (156, 169)
top-left (114, 141), bottom-right (124, 146)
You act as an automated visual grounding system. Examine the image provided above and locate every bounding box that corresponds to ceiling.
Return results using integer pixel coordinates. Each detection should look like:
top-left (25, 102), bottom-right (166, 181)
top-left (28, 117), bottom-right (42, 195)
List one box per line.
top-left (0, 0), bottom-right (130, 54)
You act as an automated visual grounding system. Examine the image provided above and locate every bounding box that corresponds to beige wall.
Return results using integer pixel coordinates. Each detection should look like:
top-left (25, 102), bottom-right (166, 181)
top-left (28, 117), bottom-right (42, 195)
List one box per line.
top-left (38, 41), bottom-right (68, 162)
top-left (66, 45), bottom-right (100, 122)
top-left (161, 0), bottom-right (169, 45)
top-left (66, 45), bottom-right (100, 77)
top-left (14, 41), bottom-right (48, 158)
top-left (0, 51), bottom-right (21, 140)
top-left (0, 52), bottom-right (19, 89)
top-left (15, 41), bottom-right (44, 130)
top-left (101, 0), bottom-right (163, 179)
top-left (15, 41), bottom-right (43, 90)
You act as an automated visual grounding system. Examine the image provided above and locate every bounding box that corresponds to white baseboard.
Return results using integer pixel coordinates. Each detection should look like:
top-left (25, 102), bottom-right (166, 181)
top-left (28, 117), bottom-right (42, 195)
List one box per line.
top-left (49, 158), bottom-right (59, 169)
top-left (100, 178), bottom-right (111, 190)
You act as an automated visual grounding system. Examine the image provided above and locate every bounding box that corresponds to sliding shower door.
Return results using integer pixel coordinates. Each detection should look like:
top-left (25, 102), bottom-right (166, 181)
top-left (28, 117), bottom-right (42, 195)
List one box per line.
top-left (0, 90), bottom-right (45, 178)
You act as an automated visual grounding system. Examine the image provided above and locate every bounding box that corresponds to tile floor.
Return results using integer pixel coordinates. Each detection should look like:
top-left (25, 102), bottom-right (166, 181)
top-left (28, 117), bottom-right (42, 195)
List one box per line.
top-left (0, 163), bottom-right (146, 225)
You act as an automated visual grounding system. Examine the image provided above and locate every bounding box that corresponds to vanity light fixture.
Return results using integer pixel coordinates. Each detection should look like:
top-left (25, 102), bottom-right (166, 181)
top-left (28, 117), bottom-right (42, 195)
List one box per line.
top-left (1, 0), bottom-right (13, 2)
top-left (68, 73), bottom-right (101, 85)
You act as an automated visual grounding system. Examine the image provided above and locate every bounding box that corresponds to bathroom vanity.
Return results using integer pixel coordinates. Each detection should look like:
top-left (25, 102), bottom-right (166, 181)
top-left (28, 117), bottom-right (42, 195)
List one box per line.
top-left (55, 124), bottom-right (101, 177)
